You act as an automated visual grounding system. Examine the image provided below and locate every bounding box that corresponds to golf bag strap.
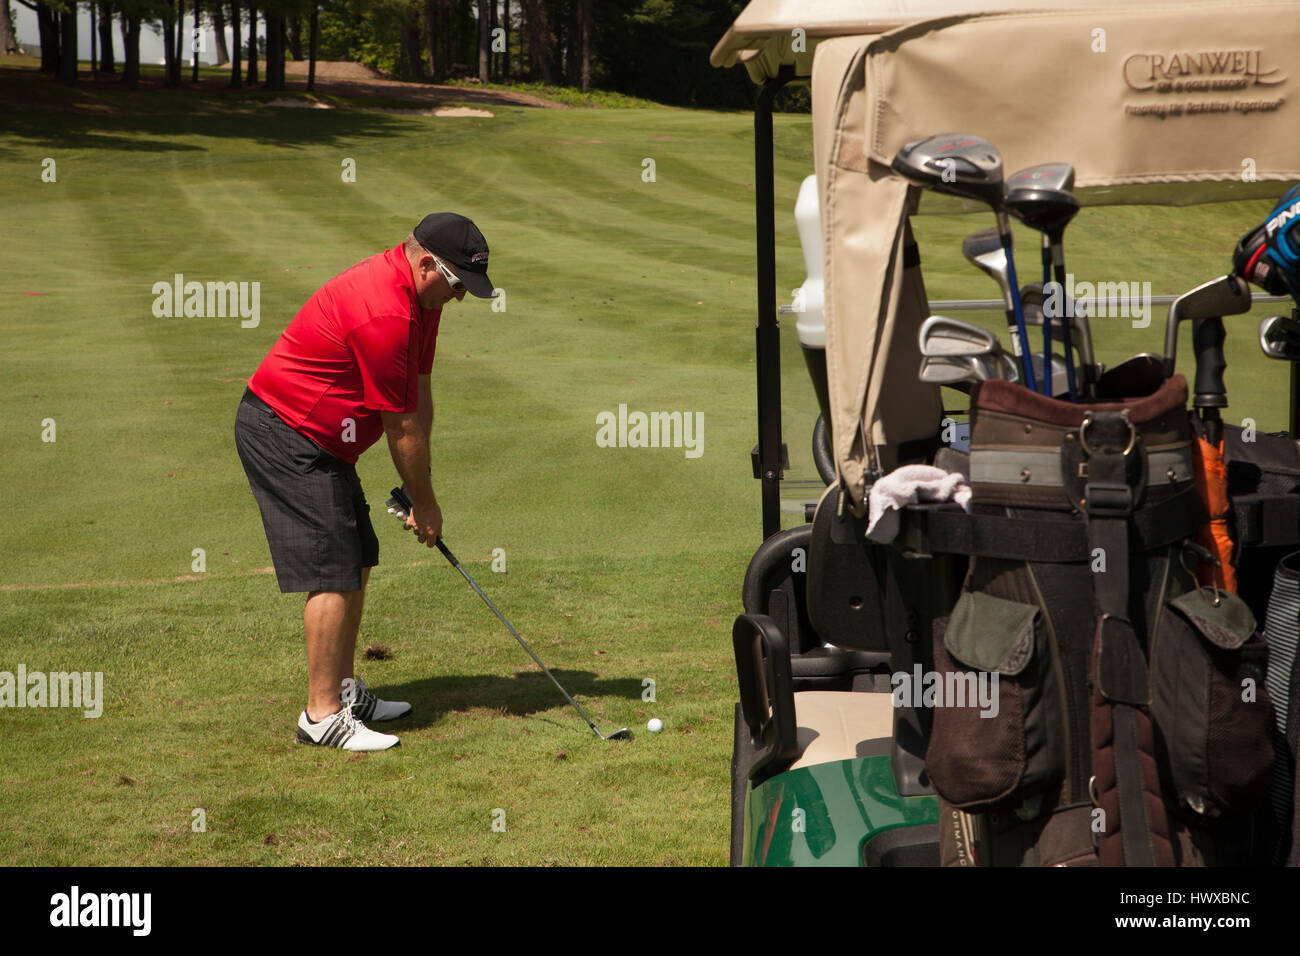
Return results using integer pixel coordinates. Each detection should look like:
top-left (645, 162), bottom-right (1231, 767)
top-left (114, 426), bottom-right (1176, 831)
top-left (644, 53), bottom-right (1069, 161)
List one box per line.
top-left (908, 486), bottom-right (1204, 562)
top-left (1081, 412), bottom-right (1174, 867)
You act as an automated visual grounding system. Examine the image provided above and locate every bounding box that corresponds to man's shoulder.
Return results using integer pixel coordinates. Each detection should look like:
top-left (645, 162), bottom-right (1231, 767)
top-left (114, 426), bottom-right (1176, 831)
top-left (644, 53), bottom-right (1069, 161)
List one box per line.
top-left (317, 247), bottom-right (414, 328)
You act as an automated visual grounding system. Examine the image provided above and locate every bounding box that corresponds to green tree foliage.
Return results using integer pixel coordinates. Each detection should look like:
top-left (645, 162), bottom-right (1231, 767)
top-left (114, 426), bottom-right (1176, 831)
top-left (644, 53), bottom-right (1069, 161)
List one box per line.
top-left (317, 0), bottom-right (414, 77)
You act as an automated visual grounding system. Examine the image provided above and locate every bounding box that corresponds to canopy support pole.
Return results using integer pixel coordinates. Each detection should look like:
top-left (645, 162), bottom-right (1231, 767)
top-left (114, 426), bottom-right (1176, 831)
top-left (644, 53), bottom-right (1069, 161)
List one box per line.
top-left (755, 69), bottom-right (792, 539)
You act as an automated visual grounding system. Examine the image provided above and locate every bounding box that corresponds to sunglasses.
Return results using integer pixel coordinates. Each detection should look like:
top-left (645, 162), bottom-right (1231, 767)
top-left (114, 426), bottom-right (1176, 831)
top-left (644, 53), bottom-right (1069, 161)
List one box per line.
top-left (432, 255), bottom-right (465, 293)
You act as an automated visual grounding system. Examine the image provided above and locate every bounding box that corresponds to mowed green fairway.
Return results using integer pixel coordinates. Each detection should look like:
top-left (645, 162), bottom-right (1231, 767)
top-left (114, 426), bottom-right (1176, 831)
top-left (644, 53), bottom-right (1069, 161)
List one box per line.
top-left (0, 66), bottom-right (1292, 865)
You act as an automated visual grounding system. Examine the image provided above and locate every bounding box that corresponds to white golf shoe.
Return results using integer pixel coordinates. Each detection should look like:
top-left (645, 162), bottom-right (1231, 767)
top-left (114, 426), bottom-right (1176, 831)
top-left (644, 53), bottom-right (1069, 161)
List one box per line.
top-left (296, 707), bottom-right (400, 751)
top-left (342, 676), bottom-right (412, 722)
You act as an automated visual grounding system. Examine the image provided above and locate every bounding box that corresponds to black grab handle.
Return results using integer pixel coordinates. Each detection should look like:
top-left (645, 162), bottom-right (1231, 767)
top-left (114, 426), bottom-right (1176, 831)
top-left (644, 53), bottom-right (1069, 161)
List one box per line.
top-left (1192, 316), bottom-right (1229, 410)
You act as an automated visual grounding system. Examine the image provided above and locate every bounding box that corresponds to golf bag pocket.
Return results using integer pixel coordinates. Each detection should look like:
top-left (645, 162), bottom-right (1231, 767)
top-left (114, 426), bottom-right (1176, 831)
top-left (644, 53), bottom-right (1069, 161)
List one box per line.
top-left (1151, 588), bottom-right (1275, 817)
top-left (926, 590), bottom-right (1063, 812)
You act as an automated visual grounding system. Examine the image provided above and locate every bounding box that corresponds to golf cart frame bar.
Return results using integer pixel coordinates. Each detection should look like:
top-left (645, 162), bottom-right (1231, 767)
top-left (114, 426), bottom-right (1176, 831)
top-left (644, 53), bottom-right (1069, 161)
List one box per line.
top-left (755, 68), bottom-right (794, 539)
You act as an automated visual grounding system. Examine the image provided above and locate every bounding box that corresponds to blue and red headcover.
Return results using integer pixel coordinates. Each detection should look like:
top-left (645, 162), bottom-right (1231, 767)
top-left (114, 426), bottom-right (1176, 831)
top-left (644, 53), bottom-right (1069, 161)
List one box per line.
top-left (1234, 185), bottom-right (1300, 303)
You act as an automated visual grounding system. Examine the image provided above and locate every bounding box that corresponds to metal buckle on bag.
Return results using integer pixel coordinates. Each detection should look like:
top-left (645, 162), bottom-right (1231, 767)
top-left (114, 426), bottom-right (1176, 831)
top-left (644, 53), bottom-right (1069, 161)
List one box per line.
top-left (1078, 410), bottom-right (1137, 459)
top-left (1072, 410), bottom-right (1145, 517)
top-left (1180, 542), bottom-right (1223, 608)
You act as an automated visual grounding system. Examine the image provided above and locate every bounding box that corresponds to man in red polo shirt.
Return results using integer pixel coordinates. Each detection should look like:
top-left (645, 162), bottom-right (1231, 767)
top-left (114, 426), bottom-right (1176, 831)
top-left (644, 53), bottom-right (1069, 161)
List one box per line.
top-left (235, 213), bottom-right (494, 751)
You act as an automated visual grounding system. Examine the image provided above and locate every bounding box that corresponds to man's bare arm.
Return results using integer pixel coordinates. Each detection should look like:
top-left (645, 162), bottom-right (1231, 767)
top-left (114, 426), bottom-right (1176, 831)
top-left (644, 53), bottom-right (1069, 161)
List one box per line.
top-left (418, 374), bottom-right (433, 442)
top-left (382, 408), bottom-right (441, 544)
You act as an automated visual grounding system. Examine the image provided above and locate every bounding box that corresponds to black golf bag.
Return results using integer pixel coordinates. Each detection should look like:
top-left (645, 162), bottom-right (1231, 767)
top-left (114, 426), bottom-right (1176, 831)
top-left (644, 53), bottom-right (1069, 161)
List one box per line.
top-left (919, 375), bottom-right (1276, 866)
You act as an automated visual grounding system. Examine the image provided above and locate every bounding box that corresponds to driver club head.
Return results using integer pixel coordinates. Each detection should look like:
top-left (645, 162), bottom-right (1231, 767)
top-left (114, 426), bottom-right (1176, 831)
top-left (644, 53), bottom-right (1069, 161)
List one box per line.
top-left (1260, 314), bottom-right (1300, 359)
top-left (892, 133), bottom-right (1005, 208)
top-left (1004, 185), bottom-right (1080, 237)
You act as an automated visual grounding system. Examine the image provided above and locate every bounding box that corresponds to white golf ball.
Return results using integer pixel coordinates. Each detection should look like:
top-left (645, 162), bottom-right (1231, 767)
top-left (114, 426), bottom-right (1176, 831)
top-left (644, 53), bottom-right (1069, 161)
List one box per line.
top-left (647, 718), bottom-right (663, 733)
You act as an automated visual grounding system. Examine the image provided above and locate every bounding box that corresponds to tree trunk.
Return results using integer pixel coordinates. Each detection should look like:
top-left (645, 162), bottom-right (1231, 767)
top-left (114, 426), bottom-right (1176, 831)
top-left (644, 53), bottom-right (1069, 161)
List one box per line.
top-left (476, 0), bottom-right (487, 81)
top-left (36, 2), bottom-right (58, 72)
top-left (166, 0), bottom-right (181, 85)
top-left (245, 5), bottom-right (257, 85)
top-left (173, 0), bottom-right (185, 85)
top-left (578, 0), bottom-right (590, 92)
top-left (440, 0), bottom-right (450, 78)
top-left (403, 5), bottom-right (422, 81)
top-left (122, 14), bottom-right (140, 87)
top-left (564, 0), bottom-right (578, 86)
top-left (97, 3), bottom-right (115, 72)
top-left (191, 0), bottom-right (201, 81)
top-left (264, 13), bottom-right (281, 89)
top-left (162, 3), bottom-right (177, 84)
top-left (422, 0), bottom-right (437, 81)
top-left (212, 2), bottom-right (228, 65)
top-left (521, 0), bottom-right (553, 83)
top-left (0, 1), bottom-right (17, 56)
top-left (58, 9), bottom-right (75, 83)
top-left (229, 0), bottom-right (241, 85)
top-left (307, 2), bottom-right (317, 90)
top-left (286, 15), bottom-right (300, 60)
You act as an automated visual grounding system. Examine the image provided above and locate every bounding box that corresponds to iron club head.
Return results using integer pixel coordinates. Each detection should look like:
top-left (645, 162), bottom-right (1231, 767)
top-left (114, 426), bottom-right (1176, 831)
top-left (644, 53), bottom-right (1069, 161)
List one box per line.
top-left (1260, 314), bottom-right (1300, 360)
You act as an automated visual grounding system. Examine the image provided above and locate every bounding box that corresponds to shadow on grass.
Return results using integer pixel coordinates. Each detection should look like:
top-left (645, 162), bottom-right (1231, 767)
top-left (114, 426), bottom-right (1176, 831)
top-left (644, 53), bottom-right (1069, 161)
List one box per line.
top-left (0, 68), bottom-right (438, 152)
top-left (362, 670), bottom-right (645, 734)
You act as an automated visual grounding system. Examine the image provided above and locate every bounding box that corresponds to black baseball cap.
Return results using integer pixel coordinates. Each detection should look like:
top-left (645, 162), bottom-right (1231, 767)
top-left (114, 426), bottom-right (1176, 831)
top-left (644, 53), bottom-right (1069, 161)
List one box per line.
top-left (413, 212), bottom-right (494, 299)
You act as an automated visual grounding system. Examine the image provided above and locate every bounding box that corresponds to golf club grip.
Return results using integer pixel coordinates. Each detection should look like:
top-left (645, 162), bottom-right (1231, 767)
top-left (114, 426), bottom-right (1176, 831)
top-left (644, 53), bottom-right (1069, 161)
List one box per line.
top-left (1192, 317), bottom-right (1228, 407)
top-left (390, 486), bottom-right (451, 555)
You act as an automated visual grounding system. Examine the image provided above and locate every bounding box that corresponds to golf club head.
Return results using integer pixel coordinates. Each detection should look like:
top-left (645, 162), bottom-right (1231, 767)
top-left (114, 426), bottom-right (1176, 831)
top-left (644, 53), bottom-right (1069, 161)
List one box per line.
top-left (1028, 352), bottom-right (1072, 399)
top-left (1004, 177), bottom-right (1080, 236)
top-left (1006, 163), bottom-right (1076, 194)
top-left (1260, 314), bottom-right (1300, 359)
top-left (891, 133), bottom-right (1004, 208)
top-left (1021, 283), bottom-right (1085, 350)
top-left (919, 314), bottom-right (999, 357)
top-left (919, 353), bottom-right (983, 385)
top-left (1163, 274), bottom-right (1253, 375)
top-left (962, 228), bottom-right (1012, 305)
top-left (603, 728), bottom-right (634, 741)
top-left (1096, 353), bottom-right (1166, 400)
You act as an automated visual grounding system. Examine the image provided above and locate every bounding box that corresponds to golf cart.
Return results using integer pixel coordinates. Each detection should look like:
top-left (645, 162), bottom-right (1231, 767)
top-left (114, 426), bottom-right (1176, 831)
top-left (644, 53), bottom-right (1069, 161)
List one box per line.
top-left (713, 0), bottom-right (1300, 866)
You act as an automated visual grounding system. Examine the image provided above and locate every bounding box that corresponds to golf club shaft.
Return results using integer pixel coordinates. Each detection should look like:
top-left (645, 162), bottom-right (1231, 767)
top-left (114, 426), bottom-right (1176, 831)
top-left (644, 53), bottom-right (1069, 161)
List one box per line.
top-left (1051, 241), bottom-right (1079, 401)
top-left (434, 539), bottom-right (605, 736)
top-left (998, 213), bottom-right (1038, 392)
top-left (388, 485), bottom-right (614, 739)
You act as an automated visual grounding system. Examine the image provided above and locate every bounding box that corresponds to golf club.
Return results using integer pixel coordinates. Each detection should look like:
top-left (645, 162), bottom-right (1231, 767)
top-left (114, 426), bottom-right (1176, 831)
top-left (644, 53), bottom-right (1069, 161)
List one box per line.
top-left (893, 133), bottom-right (1037, 392)
top-left (1021, 282), bottom-right (1101, 393)
top-left (1259, 313), bottom-right (1300, 438)
top-left (961, 228), bottom-right (1033, 385)
top-left (1005, 163), bottom-right (1083, 400)
top-left (1260, 313), bottom-right (1300, 359)
top-left (388, 487), bottom-right (632, 742)
top-left (1095, 353), bottom-right (1165, 400)
top-left (1162, 274), bottom-right (1253, 445)
top-left (918, 314), bottom-right (1017, 385)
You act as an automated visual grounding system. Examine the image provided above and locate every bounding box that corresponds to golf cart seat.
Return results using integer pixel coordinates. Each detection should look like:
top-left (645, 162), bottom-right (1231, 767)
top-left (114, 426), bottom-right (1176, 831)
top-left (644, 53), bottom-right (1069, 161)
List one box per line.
top-left (731, 612), bottom-right (942, 866)
top-left (731, 613), bottom-right (893, 785)
top-left (742, 523), bottom-right (891, 691)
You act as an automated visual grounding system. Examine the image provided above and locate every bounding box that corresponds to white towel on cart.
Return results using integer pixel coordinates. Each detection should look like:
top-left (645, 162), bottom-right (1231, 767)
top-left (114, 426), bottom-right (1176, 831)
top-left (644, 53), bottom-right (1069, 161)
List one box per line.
top-left (866, 464), bottom-right (972, 543)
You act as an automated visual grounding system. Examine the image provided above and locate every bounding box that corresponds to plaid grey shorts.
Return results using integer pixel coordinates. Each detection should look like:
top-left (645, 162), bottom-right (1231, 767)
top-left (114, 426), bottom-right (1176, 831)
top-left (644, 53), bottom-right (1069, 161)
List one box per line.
top-left (234, 388), bottom-right (379, 593)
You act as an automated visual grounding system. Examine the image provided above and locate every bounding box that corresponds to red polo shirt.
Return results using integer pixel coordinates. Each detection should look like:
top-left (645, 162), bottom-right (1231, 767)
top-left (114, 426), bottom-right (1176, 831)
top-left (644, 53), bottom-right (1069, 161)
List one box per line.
top-left (248, 245), bottom-right (441, 464)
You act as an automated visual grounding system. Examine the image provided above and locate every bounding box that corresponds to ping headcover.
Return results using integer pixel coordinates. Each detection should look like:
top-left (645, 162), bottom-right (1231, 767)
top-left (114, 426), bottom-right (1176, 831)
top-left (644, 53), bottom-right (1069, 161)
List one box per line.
top-left (1234, 185), bottom-right (1300, 301)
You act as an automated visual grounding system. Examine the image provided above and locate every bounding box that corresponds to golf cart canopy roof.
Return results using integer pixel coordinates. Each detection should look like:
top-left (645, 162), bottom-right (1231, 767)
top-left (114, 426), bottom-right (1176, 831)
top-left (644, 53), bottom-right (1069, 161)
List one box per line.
top-left (711, 0), bottom-right (1122, 82)
top-left (716, 0), bottom-right (1300, 514)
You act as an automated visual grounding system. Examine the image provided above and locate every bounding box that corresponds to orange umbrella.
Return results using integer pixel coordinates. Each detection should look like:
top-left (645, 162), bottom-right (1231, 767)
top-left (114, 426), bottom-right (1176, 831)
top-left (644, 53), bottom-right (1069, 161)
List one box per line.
top-left (1190, 432), bottom-right (1236, 593)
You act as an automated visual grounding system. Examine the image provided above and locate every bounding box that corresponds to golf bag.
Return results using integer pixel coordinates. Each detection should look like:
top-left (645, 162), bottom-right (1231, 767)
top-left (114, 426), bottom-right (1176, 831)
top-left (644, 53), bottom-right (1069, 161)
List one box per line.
top-left (924, 375), bottom-right (1275, 866)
